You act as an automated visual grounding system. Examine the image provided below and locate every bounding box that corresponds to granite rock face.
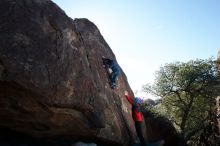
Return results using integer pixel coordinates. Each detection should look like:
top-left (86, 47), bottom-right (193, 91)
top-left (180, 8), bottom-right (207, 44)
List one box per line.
top-left (0, 0), bottom-right (136, 145)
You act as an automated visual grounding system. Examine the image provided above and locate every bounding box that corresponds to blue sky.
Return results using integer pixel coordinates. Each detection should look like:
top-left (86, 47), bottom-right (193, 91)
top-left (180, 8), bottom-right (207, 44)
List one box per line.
top-left (52, 0), bottom-right (220, 99)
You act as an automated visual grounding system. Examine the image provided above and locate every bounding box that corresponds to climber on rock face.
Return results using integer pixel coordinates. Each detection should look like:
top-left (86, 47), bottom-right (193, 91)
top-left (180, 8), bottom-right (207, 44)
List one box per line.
top-left (124, 91), bottom-right (146, 146)
top-left (125, 91), bottom-right (165, 146)
top-left (102, 56), bottom-right (121, 89)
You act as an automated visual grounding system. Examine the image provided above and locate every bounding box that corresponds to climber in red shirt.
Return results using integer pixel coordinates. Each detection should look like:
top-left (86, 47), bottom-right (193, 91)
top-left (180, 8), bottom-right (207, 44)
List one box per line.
top-left (124, 91), bottom-right (146, 146)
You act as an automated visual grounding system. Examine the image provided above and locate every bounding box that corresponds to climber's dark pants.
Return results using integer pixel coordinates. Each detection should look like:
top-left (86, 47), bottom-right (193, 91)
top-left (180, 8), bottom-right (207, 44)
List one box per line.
top-left (135, 121), bottom-right (146, 146)
top-left (109, 69), bottom-right (120, 88)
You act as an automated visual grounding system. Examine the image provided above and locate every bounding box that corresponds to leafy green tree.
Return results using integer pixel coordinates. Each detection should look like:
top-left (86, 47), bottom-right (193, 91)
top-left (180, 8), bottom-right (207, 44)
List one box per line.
top-left (143, 58), bottom-right (219, 144)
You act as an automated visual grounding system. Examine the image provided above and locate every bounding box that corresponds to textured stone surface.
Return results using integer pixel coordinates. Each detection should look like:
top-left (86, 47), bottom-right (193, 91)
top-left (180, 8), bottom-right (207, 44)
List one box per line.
top-left (0, 0), bottom-right (136, 145)
top-left (142, 111), bottom-right (180, 146)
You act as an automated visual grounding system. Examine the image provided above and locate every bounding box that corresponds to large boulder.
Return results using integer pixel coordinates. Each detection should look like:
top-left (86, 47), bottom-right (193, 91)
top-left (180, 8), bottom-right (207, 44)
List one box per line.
top-left (142, 111), bottom-right (181, 146)
top-left (0, 0), bottom-right (136, 145)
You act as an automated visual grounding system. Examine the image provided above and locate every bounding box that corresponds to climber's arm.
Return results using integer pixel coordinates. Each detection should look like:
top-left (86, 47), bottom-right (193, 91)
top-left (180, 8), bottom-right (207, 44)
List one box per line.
top-left (102, 57), bottom-right (113, 68)
top-left (125, 91), bottom-right (132, 104)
